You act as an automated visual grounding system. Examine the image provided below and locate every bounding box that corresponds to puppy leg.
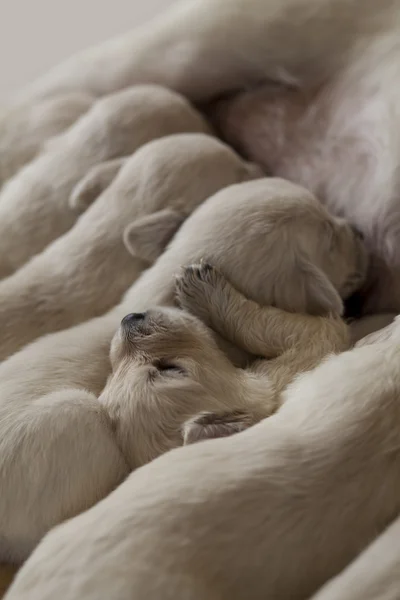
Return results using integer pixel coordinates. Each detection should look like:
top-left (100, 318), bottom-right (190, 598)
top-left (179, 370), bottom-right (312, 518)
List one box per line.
top-left (176, 263), bottom-right (349, 359)
top-left (69, 157), bottom-right (128, 213)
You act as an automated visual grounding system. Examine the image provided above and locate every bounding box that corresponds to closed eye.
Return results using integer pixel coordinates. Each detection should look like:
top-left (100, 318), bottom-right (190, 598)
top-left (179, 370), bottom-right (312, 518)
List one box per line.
top-left (153, 359), bottom-right (186, 376)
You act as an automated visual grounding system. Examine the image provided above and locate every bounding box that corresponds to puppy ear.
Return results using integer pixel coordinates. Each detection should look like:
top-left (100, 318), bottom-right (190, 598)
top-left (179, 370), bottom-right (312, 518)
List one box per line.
top-left (69, 157), bottom-right (127, 213)
top-left (276, 252), bottom-right (343, 316)
top-left (183, 410), bottom-right (255, 445)
top-left (123, 208), bottom-right (185, 263)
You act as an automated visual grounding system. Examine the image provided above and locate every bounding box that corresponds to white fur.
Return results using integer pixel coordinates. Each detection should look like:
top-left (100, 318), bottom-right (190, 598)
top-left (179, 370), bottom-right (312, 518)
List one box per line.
top-left (0, 85), bottom-right (209, 278)
top-left (0, 92), bottom-right (94, 186)
top-left (6, 317), bottom-right (400, 600)
top-left (0, 178), bottom-right (365, 563)
top-left (2, 0), bottom-right (399, 311)
top-left (0, 133), bottom-right (257, 360)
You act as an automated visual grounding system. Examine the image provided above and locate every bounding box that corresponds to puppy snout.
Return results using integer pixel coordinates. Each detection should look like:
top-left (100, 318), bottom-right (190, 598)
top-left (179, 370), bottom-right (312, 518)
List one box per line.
top-left (121, 313), bottom-right (146, 328)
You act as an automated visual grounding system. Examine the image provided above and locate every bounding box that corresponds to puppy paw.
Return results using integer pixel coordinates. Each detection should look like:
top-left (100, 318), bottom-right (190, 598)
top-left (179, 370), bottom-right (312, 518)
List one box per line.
top-left (175, 262), bottom-right (225, 325)
top-left (183, 410), bottom-right (255, 445)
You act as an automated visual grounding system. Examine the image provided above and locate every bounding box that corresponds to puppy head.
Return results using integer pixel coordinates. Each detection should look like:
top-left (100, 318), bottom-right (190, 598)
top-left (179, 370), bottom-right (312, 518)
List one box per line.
top-left (274, 210), bottom-right (369, 316)
top-left (100, 307), bottom-right (239, 468)
top-left (174, 179), bottom-right (369, 318)
top-left (232, 188), bottom-right (369, 316)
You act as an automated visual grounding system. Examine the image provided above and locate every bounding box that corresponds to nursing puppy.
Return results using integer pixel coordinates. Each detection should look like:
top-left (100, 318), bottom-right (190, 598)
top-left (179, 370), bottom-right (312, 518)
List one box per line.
top-left (0, 133), bottom-right (257, 361)
top-left (170, 262), bottom-right (350, 442)
top-left (311, 515), bottom-right (400, 600)
top-left (101, 300), bottom-right (350, 468)
top-left (7, 318), bottom-right (400, 600)
top-left (0, 92), bottom-right (94, 186)
top-left (0, 178), bottom-right (366, 564)
top-left (0, 85), bottom-right (209, 278)
top-left (0, 0), bottom-right (398, 312)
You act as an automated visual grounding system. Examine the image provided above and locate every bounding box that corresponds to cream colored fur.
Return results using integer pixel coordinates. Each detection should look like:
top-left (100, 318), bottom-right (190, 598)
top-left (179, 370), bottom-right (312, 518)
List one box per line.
top-left (0, 178), bottom-right (365, 564)
top-left (0, 85), bottom-right (209, 278)
top-left (0, 92), bottom-right (94, 186)
top-left (0, 133), bottom-right (257, 360)
top-left (6, 317), bottom-right (400, 600)
top-left (100, 300), bottom-right (349, 468)
top-left (1, 0), bottom-right (399, 312)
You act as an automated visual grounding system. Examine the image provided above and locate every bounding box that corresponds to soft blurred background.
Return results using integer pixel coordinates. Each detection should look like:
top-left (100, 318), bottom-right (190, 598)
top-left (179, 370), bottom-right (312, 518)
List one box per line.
top-left (0, 0), bottom-right (176, 99)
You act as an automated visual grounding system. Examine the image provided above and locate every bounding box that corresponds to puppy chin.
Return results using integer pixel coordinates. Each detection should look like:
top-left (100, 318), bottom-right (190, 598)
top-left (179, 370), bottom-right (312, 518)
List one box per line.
top-left (109, 328), bottom-right (129, 367)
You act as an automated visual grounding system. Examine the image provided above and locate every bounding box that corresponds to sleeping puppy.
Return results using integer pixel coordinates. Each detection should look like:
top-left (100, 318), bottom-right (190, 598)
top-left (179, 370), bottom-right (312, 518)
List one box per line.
top-left (0, 0), bottom-right (399, 312)
top-left (0, 133), bottom-right (258, 361)
top-left (0, 178), bottom-right (366, 564)
top-left (99, 299), bottom-right (350, 467)
top-left (0, 85), bottom-right (209, 278)
top-left (172, 262), bottom-right (351, 442)
top-left (0, 92), bottom-right (94, 186)
top-left (7, 317), bottom-right (400, 600)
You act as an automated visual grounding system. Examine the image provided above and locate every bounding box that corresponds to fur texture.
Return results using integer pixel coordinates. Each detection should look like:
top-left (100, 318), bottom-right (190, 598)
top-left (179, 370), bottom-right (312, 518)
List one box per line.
top-left (2, 0), bottom-right (399, 311)
top-left (7, 317), bottom-right (400, 600)
top-left (0, 92), bottom-right (93, 187)
top-left (0, 133), bottom-right (258, 360)
top-left (0, 85), bottom-right (209, 278)
top-left (0, 178), bottom-right (365, 563)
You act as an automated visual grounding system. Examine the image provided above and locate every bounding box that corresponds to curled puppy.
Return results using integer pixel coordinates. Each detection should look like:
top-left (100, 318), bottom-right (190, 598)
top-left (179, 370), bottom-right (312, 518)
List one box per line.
top-left (8, 318), bottom-right (400, 600)
top-left (0, 178), bottom-right (365, 563)
top-left (0, 84), bottom-right (210, 278)
top-left (0, 92), bottom-right (94, 187)
top-left (100, 299), bottom-right (348, 467)
top-left (100, 218), bottom-right (364, 466)
top-left (0, 133), bottom-right (258, 361)
top-left (171, 262), bottom-right (350, 441)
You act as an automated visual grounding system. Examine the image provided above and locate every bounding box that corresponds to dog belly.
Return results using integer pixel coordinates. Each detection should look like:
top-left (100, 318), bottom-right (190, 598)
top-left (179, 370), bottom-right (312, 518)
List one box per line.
top-left (209, 72), bottom-right (400, 314)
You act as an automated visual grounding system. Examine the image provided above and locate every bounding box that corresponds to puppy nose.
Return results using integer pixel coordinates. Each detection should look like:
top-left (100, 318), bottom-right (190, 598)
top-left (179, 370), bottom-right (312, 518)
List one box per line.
top-left (121, 313), bottom-right (146, 327)
top-left (352, 226), bottom-right (364, 241)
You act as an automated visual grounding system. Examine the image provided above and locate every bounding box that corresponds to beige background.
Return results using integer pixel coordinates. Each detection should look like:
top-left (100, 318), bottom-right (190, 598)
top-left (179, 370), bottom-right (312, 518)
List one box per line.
top-left (0, 0), bottom-right (176, 99)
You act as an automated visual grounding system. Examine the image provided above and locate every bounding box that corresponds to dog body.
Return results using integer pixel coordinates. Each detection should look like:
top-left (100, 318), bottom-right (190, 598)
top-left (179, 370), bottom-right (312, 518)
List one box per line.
top-left (0, 133), bottom-right (257, 360)
top-left (0, 85), bottom-right (210, 279)
top-left (7, 317), bottom-right (400, 600)
top-left (0, 178), bottom-right (364, 563)
top-left (0, 0), bottom-right (399, 310)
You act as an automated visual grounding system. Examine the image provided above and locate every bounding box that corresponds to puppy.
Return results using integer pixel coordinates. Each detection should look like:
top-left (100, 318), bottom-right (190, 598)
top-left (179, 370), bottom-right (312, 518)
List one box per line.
top-left (170, 262), bottom-right (349, 441)
top-left (0, 92), bottom-right (93, 187)
top-left (311, 515), bottom-right (400, 600)
top-left (1, 0), bottom-right (399, 312)
top-left (7, 317), bottom-right (400, 600)
top-left (0, 178), bottom-right (366, 564)
top-left (0, 85), bottom-right (210, 278)
top-left (100, 299), bottom-right (349, 467)
top-left (0, 133), bottom-right (258, 361)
